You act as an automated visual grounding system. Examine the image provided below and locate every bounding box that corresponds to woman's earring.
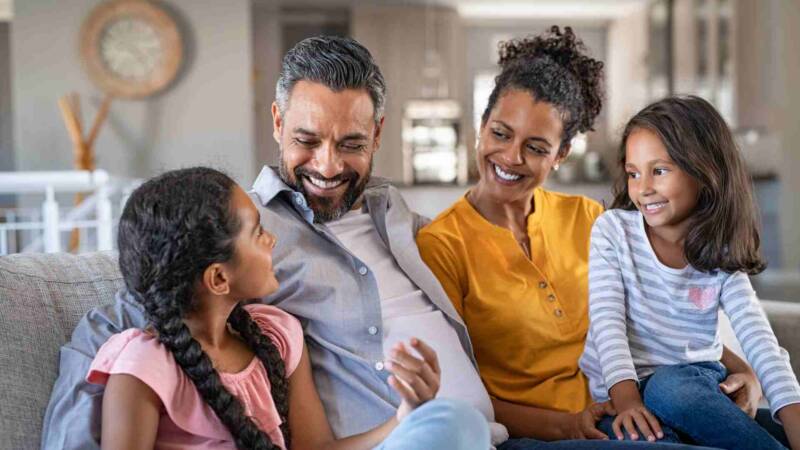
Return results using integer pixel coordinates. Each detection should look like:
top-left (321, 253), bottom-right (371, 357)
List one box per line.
top-left (553, 163), bottom-right (560, 171)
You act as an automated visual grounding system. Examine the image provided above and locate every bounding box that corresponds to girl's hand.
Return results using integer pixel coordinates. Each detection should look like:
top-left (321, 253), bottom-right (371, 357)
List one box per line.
top-left (719, 371), bottom-right (761, 418)
top-left (386, 338), bottom-right (441, 422)
top-left (570, 401), bottom-right (616, 440)
top-left (612, 403), bottom-right (664, 442)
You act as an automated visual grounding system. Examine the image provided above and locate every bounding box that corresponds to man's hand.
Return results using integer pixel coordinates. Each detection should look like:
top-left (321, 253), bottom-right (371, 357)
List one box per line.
top-left (719, 371), bottom-right (762, 418)
top-left (386, 338), bottom-right (441, 422)
top-left (569, 401), bottom-right (616, 440)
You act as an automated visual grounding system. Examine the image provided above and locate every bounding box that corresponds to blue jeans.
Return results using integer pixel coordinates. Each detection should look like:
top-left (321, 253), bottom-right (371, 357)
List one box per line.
top-left (498, 438), bottom-right (716, 450)
top-left (375, 398), bottom-right (490, 450)
top-left (594, 363), bottom-right (788, 450)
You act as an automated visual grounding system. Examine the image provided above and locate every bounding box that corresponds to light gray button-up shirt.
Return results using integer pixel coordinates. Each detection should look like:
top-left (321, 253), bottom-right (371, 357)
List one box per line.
top-left (41, 166), bottom-right (477, 449)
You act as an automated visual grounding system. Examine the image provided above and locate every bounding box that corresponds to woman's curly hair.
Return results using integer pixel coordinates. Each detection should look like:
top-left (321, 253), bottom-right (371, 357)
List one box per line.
top-left (482, 25), bottom-right (605, 155)
top-left (117, 167), bottom-right (290, 450)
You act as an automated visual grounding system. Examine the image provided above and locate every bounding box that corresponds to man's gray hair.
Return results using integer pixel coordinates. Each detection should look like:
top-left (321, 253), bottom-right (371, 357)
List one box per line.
top-left (275, 36), bottom-right (387, 123)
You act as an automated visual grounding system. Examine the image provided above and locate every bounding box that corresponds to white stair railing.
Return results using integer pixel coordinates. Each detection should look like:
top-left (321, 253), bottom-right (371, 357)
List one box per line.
top-left (0, 170), bottom-right (136, 255)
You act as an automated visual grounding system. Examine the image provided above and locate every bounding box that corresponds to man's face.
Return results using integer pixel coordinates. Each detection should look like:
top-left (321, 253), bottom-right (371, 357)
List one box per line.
top-left (272, 80), bottom-right (383, 222)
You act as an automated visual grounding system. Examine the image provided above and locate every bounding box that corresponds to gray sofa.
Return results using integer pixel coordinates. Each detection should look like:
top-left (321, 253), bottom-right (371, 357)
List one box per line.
top-left (1, 251), bottom-right (799, 449)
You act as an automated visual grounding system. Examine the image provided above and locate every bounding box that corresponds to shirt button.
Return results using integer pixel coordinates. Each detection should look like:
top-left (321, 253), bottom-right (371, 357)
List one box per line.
top-left (358, 266), bottom-right (368, 275)
top-left (547, 294), bottom-right (556, 302)
top-left (374, 361), bottom-right (384, 371)
top-left (554, 308), bottom-right (563, 317)
top-left (368, 326), bottom-right (378, 335)
top-left (294, 196), bottom-right (303, 205)
top-left (539, 281), bottom-right (547, 289)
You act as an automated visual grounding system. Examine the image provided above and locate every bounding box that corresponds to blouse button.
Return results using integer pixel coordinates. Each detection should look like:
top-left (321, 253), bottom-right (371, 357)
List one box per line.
top-left (554, 308), bottom-right (563, 317)
top-left (547, 294), bottom-right (556, 302)
top-left (374, 361), bottom-right (385, 371)
top-left (368, 326), bottom-right (379, 335)
top-left (359, 266), bottom-right (368, 276)
top-left (539, 281), bottom-right (547, 289)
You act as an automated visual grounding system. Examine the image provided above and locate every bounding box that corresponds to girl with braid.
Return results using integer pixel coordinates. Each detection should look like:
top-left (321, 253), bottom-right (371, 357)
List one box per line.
top-left (87, 167), bottom-right (441, 450)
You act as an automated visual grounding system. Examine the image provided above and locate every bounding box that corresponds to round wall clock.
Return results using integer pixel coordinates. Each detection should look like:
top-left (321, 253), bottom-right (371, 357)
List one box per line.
top-left (80, 0), bottom-right (183, 98)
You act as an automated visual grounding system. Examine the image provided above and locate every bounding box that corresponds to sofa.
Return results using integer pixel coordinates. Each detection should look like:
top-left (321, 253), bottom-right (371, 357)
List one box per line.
top-left (1, 251), bottom-right (799, 449)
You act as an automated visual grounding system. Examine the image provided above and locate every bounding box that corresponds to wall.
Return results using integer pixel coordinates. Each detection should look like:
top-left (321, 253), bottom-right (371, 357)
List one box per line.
top-left (734, 0), bottom-right (800, 270)
top-left (252, 2), bottom-right (282, 169)
top-left (10, 0), bottom-right (257, 185)
top-left (351, 5), bottom-right (466, 183)
top-left (606, 4), bottom-right (649, 150)
top-left (0, 22), bottom-right (12, 173)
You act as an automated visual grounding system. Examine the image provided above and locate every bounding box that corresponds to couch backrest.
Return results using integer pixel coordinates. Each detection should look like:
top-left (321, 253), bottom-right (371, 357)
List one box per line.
top-left (0, 251), bottom-right (122, 450)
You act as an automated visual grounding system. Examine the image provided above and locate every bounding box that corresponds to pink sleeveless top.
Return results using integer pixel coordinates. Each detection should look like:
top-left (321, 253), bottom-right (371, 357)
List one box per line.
top-left (87, 304), bottom-right (303, 450)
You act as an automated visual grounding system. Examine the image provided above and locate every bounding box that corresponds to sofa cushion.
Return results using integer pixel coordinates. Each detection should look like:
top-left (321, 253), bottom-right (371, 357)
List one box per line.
top-left (0, 251), bottom-right (122, 450)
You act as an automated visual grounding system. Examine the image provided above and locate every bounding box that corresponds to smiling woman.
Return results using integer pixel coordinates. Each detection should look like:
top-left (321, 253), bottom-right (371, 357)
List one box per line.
top-left (416, 26), bottom-right (614, 446)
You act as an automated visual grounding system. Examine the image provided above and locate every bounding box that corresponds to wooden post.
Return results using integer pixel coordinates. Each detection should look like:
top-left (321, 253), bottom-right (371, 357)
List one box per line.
top-left (58, 92), bottom-right (112, 252)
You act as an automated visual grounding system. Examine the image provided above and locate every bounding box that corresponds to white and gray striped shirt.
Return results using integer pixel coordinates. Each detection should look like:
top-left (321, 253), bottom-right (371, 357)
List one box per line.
top-left (579, 209), bottom-right (800, 417)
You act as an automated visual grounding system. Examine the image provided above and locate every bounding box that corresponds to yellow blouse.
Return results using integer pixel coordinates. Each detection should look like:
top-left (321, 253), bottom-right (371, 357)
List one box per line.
top-left (417, 188), bottom-right (603, 413)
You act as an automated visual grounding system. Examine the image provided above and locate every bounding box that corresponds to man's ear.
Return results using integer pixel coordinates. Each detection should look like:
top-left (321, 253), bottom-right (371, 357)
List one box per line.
top-left (202, 263), bottom-right (231, 296)
top-left (271, 101), bottom-right (283, 144)
top-left (372, 116), bottom-right (385, 152)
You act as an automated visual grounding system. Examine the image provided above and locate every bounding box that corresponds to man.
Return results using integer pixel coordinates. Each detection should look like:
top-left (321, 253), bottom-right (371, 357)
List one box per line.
top-left (42, 36), bottom-right (495, 450)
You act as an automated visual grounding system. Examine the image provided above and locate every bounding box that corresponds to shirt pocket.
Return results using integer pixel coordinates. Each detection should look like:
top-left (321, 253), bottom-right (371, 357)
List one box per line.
top-left (670, 285), bottom-right (720, 315)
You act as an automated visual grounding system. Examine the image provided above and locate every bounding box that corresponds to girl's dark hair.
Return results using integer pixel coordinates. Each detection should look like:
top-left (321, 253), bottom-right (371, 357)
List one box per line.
top-left (117, 167), bottom-right (290, 449)
top-left (482, 25), bottom-right (605, 155)
top-left (611, 95), bottom-right (766, 274)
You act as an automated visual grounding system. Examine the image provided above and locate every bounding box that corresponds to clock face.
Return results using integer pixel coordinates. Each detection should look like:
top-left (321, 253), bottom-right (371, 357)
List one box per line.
top-left (100, 18), bottom-right (164, 81)
top-left (81, 0), bottom-right (183, 98)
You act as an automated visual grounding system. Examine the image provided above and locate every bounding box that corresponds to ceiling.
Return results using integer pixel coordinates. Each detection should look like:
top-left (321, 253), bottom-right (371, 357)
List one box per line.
top-left (255, 0), bottom-right (651, 20)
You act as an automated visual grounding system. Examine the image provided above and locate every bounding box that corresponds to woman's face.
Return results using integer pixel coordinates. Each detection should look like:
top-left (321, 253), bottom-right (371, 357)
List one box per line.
top-left (476, 89), bottom-right (566, 205)
top-left (227, 186), bottom-right (280, 300)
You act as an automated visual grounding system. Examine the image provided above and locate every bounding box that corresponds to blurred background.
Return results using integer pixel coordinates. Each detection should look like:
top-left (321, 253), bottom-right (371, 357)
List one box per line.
top-left (0, 0), bottom-right (798, 299)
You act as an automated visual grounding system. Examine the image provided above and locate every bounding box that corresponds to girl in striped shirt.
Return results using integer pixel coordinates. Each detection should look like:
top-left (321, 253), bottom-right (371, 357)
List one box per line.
top-left (579, 96), bottom-right (800, 449)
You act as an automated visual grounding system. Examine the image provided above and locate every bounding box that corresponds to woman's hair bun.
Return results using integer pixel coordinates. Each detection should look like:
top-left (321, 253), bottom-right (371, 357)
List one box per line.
top-left (496, 26), bottom-right (604, 135)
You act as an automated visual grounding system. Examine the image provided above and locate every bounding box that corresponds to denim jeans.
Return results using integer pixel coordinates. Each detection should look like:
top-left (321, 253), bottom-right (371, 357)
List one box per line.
top-left (375, 398), bottom-right (490, 450)
top-left (498, 438), bottom-right (717, 450)
top-left (594, 362), bottom-right (788, 450)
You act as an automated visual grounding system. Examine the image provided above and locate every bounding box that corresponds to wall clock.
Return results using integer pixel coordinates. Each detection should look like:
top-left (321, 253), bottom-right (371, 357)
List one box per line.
top-left (80, 0), bottom-right (183, 98)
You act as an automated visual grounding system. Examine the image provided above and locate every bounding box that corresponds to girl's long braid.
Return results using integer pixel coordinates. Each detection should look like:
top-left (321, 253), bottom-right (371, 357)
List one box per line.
top-left (137, 287), bottom-right (280, 450)
top-left (229, 304), bottom-right (291, 448)
top-left (118, 167), bottom-right (288, 450)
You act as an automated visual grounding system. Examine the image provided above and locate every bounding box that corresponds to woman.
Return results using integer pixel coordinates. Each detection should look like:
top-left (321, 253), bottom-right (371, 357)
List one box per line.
top-left (417, 26), bottom-right (766, 450)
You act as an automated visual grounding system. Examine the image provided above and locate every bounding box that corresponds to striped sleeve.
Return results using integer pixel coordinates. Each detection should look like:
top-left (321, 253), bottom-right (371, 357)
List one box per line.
top-left (720, 272), bottom-right (800, 419)
top-left (588, 214), bottom-right (639, 391)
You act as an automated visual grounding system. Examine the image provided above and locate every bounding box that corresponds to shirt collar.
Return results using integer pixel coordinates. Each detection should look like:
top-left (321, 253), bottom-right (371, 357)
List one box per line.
top-left (250, 166), bottom-right (293, 206)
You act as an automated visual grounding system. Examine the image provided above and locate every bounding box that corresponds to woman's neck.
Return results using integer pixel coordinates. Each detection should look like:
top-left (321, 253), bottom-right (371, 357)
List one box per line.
top-left (468, 183), bottom-right (535, 232)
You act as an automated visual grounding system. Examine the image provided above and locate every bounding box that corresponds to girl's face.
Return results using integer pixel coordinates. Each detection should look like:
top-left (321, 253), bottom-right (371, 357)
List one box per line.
top-left (476, 89), bottom-right (565, 204)
top-left (625, 128), bottom-right (700, 237)
top-left (227, 186), bottom-right (280, 299)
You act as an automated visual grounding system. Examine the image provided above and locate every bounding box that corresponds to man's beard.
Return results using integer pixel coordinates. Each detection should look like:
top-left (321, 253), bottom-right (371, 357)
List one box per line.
top-left (279, 156), bottom-right (372, 223)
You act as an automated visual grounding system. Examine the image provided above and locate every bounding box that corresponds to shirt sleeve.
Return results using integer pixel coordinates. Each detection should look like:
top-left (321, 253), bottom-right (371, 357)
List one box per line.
top-left (243, 304), bottom-right (305, 376)
top-left (416, 229), bottom-right (467, 318)
top-left (588, 213), bottom-right (639, 392)
top-left (40, 289), bottom-right (147, 450)
top-left (719, 272), bottom-right (800, 419)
